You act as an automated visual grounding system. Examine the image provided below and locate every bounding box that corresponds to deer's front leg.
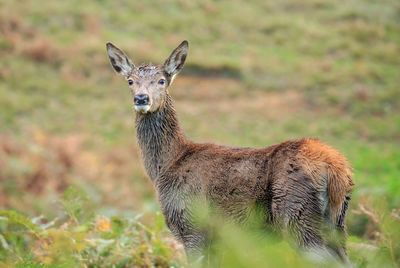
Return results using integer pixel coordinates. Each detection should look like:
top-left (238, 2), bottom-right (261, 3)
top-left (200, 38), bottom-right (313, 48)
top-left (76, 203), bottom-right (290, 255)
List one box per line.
top-left (181, 230), bottom-right (207, 261)
top-left (163, 207), bottom-right (207, 262)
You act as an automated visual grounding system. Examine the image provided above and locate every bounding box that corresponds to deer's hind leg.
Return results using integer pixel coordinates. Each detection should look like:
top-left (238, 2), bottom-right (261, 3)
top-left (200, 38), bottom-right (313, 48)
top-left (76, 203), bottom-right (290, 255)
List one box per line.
top-left (270, 173), bottom-right (337, 260)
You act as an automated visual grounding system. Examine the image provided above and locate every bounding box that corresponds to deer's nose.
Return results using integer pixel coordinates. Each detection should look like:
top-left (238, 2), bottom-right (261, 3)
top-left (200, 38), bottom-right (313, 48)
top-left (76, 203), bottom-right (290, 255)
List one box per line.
top-left (134, 94), bottom-right (150, 105)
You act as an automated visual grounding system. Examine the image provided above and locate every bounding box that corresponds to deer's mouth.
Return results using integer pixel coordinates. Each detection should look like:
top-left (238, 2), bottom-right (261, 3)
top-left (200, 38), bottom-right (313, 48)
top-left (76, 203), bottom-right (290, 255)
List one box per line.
top-left (134, 104), bottom-right (151, 114)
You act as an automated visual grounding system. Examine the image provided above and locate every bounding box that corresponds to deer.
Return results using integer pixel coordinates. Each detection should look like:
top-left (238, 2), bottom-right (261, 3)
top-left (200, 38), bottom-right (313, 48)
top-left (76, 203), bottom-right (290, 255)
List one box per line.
top-left (105, 40), bottom-right (354, 264)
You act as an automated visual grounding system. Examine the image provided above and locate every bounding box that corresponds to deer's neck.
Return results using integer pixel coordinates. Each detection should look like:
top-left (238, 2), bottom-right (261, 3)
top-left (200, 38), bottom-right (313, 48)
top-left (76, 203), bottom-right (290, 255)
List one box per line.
top-left (135, 94), bottom-right (187, 180)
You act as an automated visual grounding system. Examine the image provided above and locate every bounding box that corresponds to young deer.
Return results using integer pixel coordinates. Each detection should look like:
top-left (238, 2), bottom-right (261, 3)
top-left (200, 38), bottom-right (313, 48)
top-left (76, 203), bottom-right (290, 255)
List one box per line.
top-left (106, 40), bottom-right (354, 263)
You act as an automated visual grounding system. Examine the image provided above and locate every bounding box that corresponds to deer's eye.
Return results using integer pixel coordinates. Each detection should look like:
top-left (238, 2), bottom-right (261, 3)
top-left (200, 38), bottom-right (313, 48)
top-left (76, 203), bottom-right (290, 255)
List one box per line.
top-left (128, 79), bottom-right (134, 85)
top-left (158, 79), bottom-right (165, 85)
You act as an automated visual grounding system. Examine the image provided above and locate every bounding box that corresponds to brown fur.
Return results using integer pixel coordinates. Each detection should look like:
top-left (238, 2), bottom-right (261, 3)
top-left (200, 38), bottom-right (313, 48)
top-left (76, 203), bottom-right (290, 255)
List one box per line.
top-left (106, 40), bottom-right (354, 263)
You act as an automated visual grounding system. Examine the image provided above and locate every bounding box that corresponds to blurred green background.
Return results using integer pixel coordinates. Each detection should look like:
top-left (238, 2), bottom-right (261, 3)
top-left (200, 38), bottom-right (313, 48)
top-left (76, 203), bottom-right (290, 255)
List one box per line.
top-left (0, 0), bottom-right (399, 267)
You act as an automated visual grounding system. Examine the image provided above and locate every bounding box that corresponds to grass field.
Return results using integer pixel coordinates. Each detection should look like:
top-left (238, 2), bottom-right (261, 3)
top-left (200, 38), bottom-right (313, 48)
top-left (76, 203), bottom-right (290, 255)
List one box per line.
top-left (0, 0), bottom-right (399, 266)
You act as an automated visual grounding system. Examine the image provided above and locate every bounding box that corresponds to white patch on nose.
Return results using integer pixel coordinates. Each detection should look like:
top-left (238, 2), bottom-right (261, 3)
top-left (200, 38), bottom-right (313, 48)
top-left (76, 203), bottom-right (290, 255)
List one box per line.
top-left (134, 104), bottom-right (151, 114)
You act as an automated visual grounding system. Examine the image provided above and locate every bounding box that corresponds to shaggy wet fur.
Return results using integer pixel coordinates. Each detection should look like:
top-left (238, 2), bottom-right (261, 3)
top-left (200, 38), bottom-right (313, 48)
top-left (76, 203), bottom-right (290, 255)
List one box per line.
top-left (135, 94), bottom-right (354, 261)
top-left (106, 41), bottom-right (354, 263)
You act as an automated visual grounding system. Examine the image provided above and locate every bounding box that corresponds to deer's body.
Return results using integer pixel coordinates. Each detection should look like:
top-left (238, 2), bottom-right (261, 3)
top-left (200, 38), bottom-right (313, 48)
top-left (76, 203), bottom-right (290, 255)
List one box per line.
top-left (106, 41), bottom-right (354, 263)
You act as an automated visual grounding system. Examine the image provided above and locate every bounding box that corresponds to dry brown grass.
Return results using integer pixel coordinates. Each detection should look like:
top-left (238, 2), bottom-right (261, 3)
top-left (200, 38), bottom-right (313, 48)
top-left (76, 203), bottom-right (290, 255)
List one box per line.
top-left (0, 15), bottom-right (59, 63)
top-left (173, 76), bottom-right (306, 120)
top-left (0, 130), bottom-right (154, 214)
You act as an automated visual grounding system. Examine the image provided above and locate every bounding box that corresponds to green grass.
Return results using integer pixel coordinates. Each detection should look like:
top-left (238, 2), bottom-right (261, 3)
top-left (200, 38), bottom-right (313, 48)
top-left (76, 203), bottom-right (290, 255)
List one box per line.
top-left (0, 0), bottom-right (399, 266)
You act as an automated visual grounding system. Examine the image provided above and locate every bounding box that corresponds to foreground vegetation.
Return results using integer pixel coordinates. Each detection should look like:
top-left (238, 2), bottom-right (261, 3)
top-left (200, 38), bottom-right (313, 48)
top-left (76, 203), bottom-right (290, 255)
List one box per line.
top-left (0, 188), bottom-right (184, 267)
top-left (1, 0), bottom-right (399, 266)
top-left (0, 191), bottom-right (399, 267)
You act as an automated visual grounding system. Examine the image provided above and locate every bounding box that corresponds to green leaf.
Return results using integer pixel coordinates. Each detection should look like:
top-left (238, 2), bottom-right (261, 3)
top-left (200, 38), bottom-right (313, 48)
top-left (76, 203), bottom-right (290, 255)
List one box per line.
top-left (111, 216), bottom-right (125, 236)
top-left (0, 210), bottom-right (40, 236)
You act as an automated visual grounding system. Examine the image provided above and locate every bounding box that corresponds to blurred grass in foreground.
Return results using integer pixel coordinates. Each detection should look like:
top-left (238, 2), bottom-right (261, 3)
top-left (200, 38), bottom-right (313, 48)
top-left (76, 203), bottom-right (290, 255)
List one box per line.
top-left (0, 0), bottom-right (399, 266)
top-left (0, 188), bottom-right (399, 267)
top-left (0, 187), bottom-right (184, 267)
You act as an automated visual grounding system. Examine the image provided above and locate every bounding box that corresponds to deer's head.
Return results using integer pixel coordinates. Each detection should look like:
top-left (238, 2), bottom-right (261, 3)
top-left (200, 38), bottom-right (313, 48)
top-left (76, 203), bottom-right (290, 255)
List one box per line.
top-left (106, 40), bottom-right (188, 114)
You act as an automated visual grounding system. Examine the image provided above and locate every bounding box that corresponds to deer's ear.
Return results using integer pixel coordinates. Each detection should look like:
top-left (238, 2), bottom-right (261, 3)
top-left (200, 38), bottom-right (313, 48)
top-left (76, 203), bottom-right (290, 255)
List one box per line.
top-left (106, 42), bottom-right (135, 77)
top-left (163, 40), bottom-right (188, 82)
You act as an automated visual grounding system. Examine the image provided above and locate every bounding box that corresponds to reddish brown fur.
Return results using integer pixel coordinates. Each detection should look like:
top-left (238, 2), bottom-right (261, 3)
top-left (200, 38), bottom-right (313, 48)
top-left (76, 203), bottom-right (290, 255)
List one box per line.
top-left (297, 139), bottom-right (354, 223)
